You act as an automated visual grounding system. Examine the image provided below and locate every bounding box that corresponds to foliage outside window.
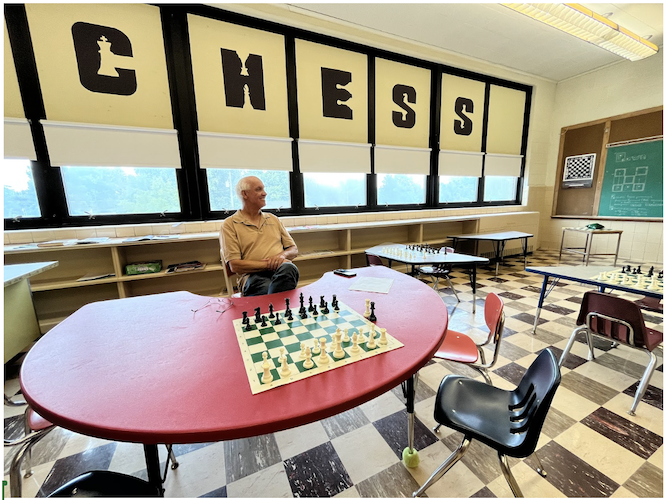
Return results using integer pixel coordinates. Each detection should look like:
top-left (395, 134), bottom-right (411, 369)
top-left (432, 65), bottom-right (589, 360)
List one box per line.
top-left (484, 177), bottom-right (518, 202)
top-left (303, 173), bottom-right (366, 208)
top-left (207, 169), bottom-right (291, 211)
top-left (439, 176), bottom-right (478, 203)
top-left (4, 159), bottom-right (41, 219)
top-left (377, 174), bottom-right (426, 205)
top-left (61, 166), bottom-right (180, 216)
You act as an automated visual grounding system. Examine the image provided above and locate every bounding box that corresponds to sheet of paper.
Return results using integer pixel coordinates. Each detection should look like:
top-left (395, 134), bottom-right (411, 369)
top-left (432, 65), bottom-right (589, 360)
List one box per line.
top-left (348, 277), bottom-right (394, 294)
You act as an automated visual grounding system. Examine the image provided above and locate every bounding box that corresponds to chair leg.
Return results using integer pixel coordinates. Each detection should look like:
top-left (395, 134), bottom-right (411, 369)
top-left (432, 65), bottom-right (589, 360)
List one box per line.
top-left (413, 437), bottom-right (471, 497)
top-left (558, 326), bottom-right (586, 367)
top-left (628, 351), bottom-right (658, 416)
top-left (443, 276), bottom-right (460, 302)
top-left (584, 330), bottom-right (596, 361)
top-left (498, 452), bottom-right (524, 497)
top-left (533, 450), bottom-right (547, 478)
top-left (471, 365), bottom-right (492, 385)
top-left (431, 276), bottom-right (440, 290)
top-left (167, 444), bottom-right (179, 470)
top-left (9, 428), bottom-right (54, 498)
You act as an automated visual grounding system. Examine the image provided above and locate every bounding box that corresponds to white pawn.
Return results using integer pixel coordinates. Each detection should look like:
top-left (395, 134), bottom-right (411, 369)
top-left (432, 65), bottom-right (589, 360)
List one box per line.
top-left (351, 332), bottom-right (360, 354)
top-left (368, 327), bottom-right (376, 349)
top-left (299, 342), bottom-right (306, 359)
top-left (312, 338), bottom-right (321, 355)
top-left (343, 328), bottom-right (350, 342)
top-left (279, 346), bottom-right (286, 363)
top-left (357, 327), bottom-right (366, 343)
top-left (379, 328), bottom-right (388, 346)
top-left (318, 338), bottom-right (329, 365)
top-left (280, 355), bottom-right (291, 377)
top-left (364, 299), bottom-right (371, 318)
top-left (261, 352), bottom-right (273, 384)
top-left (303, 346), bottom-right (314, 369)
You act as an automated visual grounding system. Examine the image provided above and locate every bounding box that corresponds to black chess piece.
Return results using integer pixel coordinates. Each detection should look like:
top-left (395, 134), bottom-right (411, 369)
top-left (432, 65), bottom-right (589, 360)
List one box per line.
top-left (260, 315), bottom-right (268, 327)
top-left (308, 296), bottom-right (314, 312)
top-left (333, 295), bottom-right (340, 312)
top-left (300, 309), bottom-right (308, 320)
top-left (299, 293), bottom-right (306, 315)
top-left (269, 303), bottom-right (275, 318)
top-left (369, 301), bottom-right (377, 322)
top-left (637, 266), bottom-right (642, 274)
top-left (242, 311), bottom-right (249, 325)
top-left (320, 295), bottom-right (326, 308)
top-left (274, 312), bottom-right (282, 325)
top-left (286, 309), bottom-right (294, 321)
top-left (254, 307), bottom-right (262, 323)
top-left (659, 271), bottom-right (664, 279)
top-left (244, 322), bottom-right (252, 332)
top-left (322, 301), bottom-right (330, 314)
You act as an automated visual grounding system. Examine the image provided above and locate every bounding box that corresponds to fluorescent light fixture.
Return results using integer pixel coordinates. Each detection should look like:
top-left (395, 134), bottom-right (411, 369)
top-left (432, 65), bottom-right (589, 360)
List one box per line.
top-left (504, 3), bottom-right (659, 61)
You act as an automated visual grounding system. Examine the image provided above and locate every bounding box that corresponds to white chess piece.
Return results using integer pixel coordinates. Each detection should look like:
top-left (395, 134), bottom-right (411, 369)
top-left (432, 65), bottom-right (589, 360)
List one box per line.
top-left (357, 327), bottom-right (366, 343)
top-left (379, 328), bottom-right (388, 346)
top-left (343, 328), bottom-right (350, 342)
top-left (303, 346), bottom-right (314, 369)
top-left (280, 355), bottom-right (291, 377)
top-left (333, 334), bottom-right (345, 359)
top-left (368, 328), bottom-right (376, 349)
top-left (261, 351), bottom-right (273, 384)
top-left (299, 342), bottom-right (306, 359)
top-left (364, 299), bottom-right (371, 318)
top-left (318, 338), bottom-right (329, 364)
top-left (351, 332), bottom-right (360, 354)
top-left (312, 338), bottom-right (321, 354)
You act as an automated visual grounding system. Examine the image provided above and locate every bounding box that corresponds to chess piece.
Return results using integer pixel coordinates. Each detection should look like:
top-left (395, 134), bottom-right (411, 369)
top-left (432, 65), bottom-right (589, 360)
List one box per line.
top-left (261, 352), bottom-right (273, 384)
top-left (274, 312), bottom-right (282, 325)
top-left (351, 332), bottom-right (360, 354)
top-left (269, 304), bottom-right (275, 318)
top-left (299, 342), bottom-right (306, 359)
top-left (368, 327), bottom-right (376, 349)
top-left (286, 308), bottom-right (294, 321)
top-left (312, 304), bottom-right (318, 317)
top-left (379, 328), bottom-right (388, 345)
top-left (318, 338), bottom-right (329, 365)
top-left (333, 334), bottom-right (345, 359)
top-left (332, 295), bottom-right (340, 312)
top-left (322, 301), bottom-right (330, 314)
top-left (261, 315), bottom-right (268, 327)
top-left (242, 311), bottom-right (249, 324)
top-left (312, 338), bottom-right (321, 355)
top-left (279, 346), bottom-right (286, 363)
top-left (254, 307), bottom-right (262, 323)
top-left (320, 296), bottom-right (326, 308)
top-left (369, 302), bottom-right (377, 322)
top-left (299, 293), bottom-right (306, 315)
top-left (280, 355), bottom-right (291, 377)
top-left (357, 327), bottom-right (366, 343)
top-left (364, 299), bottom-right (371, 318)
top-left (308, 296), bottom-right (314, 312)
top-left (244, 321), bottom-right (252, 332)
top-left (303, 346), bottom-right (314, 369)
top-left (343, 328), bottom-right (350, 342)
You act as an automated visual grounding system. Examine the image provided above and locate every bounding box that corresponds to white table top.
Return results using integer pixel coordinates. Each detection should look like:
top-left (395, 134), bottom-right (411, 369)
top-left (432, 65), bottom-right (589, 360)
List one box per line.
top-left (4, 261), bottom-right (59, 288)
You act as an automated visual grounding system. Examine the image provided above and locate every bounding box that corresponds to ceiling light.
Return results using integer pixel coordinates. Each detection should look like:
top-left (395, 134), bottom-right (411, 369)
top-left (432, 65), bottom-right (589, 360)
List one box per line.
top-left (503, 3), bottom-right (659, 61)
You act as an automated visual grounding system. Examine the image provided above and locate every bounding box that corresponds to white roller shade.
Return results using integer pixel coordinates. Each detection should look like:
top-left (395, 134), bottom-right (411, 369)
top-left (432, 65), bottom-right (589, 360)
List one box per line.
top-left (438, 150), bottom-right (483, 177)
top-left (198, 132), bottom-right (293, 170)
top-left (298, 139), bottom-right (371, 173)
top-left (4, 118), bottom-right (36, 160)
top-left (485, 153), bottom-right (523, 176)
top-left (374, 145), bottom-right (431, 175)
top-left (42, 120), bottom-right (181, 168)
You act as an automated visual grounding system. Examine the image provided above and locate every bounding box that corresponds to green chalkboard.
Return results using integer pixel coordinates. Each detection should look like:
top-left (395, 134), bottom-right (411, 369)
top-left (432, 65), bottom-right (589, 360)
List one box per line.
top-left (598, 140), bottom-right (663, 218)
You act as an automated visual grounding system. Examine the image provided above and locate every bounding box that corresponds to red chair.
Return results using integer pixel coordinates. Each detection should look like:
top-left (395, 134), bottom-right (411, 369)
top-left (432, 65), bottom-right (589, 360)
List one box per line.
top-left (560, 291), bottom-right (663, 416)
top-left (366, 254), bottom-right (385, 266)
top-left (434, 292), bottom-right (505, 390)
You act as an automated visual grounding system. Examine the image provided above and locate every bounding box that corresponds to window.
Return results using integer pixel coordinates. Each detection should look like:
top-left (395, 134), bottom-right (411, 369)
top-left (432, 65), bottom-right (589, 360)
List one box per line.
top-left (439, 176), bottom-right (478, 203)
top-left (207, 169), bottom-right (291, 211)
top-left (484, 176), bottom-right (518, 202)
top-left (60, 166), bottom-right (180, 216)
top-left (4, 159), bottom-right (41, 219)
top-left (303, 173), bottom-right (366, 208)
top-left (377, 174), bottom-right (426, 205)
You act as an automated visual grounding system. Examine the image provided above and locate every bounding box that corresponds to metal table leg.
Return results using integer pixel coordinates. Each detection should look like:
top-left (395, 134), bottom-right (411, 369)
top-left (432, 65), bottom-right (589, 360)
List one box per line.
top-left (402, 374), bottom-right (420, 468)
top-left (144, 444), bottom-right (165, 496)
top-left (532, 275), bottom-right (559, 334)
top-left (470, 265), bottom-right (478, 314)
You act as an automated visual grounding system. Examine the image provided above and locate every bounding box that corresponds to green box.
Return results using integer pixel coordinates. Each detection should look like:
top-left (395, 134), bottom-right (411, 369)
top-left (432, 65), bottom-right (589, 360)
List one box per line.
top-left (125, 260), bottom-right (162, 276)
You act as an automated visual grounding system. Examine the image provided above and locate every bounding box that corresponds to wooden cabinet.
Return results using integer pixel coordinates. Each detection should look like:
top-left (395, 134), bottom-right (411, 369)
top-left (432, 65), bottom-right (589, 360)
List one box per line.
top-left (4, 212), bottom-right (538, 332)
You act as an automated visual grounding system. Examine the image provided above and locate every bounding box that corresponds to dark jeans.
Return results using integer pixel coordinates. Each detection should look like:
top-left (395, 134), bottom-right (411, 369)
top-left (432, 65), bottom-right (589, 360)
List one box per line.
top-left (243, 262), bottom-right (300, 296)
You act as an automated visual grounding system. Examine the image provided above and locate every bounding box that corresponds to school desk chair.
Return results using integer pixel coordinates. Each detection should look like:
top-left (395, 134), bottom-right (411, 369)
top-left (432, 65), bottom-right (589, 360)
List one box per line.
top-left (416, 247), bottom-right (460, 302)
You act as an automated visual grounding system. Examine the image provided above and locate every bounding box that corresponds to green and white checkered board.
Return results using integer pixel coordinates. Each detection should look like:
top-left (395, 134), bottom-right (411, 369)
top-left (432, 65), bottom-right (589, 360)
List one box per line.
top-left (233, 300), bottom-right (404, 394)
top-left (593, 269), bottom-right (663, 293)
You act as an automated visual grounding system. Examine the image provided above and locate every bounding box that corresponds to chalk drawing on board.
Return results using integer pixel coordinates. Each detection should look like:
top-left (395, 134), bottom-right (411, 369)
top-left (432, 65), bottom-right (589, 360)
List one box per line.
top-left (611, 165), bottom-right (647, 193)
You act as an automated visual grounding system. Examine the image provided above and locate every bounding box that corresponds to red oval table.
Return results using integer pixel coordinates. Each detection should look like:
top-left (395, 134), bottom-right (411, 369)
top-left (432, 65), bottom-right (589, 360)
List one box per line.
top-left (20, 266), bottom-right (448, 495)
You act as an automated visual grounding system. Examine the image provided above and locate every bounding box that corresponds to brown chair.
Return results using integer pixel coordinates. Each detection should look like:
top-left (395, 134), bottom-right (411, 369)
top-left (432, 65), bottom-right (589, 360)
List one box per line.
top-left (367, 254), bottom-right (385, 266)
top-left (560, 291), bottom-right (663, 416)
top-left (416, 247), bottom-right (459, 302)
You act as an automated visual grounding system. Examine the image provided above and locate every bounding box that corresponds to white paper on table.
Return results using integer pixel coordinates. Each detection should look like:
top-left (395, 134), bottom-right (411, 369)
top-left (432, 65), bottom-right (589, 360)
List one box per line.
top-left (348, 277), bottom-right (394, 294)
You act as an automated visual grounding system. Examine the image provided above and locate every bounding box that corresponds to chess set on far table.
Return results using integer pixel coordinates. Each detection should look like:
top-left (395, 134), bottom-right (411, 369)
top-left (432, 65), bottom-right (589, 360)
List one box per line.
top-left (594, 265), bottom-right (663, 292)
top-left (233, 293), bottom-right (404, 394)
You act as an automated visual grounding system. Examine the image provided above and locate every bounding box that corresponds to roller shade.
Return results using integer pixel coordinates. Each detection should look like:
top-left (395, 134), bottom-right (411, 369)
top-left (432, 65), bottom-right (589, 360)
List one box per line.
top-left (42, 121), bottom-right (181, 168)
top-left (4, 118), bottom-right (36, 160)
top-left (374, 145), bottom-right (430, 175)
top-left (484, 153), bottom-right (523, 176)
top-left (298, 139), bottom-right (371, 173)
top-left (198, 132), bottom-right (293, 170)
top-left (438, 150), bottom-right (483, 177)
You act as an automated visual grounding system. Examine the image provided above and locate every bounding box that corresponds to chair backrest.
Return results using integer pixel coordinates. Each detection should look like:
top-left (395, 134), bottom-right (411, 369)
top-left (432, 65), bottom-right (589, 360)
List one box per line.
top-left (479, 293), bottom-right (505, 367)
top-left (367, 254), bottom-right (384, 266)
top-left (222, 260), bottom-right (242, 297)
top-left (576, 291), bottom-right (649, 349)
top-left (508, 348), bottom-right (561, 457)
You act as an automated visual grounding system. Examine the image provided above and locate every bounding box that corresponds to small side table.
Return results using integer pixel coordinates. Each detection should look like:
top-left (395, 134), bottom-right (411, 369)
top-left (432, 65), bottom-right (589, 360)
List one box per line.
top-left (558, 227), bottom-right (623, 266)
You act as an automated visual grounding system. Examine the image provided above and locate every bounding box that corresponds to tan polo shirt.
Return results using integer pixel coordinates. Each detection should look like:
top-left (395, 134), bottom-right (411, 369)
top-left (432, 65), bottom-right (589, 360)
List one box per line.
top-left (219, 211), bottom-right (296, 287)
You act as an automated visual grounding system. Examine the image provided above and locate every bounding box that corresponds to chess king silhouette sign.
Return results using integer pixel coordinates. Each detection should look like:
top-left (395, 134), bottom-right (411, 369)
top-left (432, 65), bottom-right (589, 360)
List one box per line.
top-left (72, 22), bottom-right (137, 96)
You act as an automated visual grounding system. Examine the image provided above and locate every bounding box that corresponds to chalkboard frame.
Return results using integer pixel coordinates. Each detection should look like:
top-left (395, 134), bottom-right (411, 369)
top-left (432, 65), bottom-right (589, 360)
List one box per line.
top-left (552, 106), bottom-right (663, 222)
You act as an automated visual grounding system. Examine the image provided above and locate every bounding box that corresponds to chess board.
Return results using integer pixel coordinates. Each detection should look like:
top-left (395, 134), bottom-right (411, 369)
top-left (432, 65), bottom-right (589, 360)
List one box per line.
top-left (233, 300), bottom-right (404, 395)
top-left (594, 268), bottom-right (663, 293)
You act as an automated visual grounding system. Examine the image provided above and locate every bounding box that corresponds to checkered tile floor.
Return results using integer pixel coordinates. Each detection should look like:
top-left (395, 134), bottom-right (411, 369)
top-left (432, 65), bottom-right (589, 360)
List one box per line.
top-left (4, 250), bottom-right (663, 497)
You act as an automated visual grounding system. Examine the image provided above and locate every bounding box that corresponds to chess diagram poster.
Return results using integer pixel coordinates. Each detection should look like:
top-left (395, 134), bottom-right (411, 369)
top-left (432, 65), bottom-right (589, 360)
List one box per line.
top-left (25, 3), bottom-right (173, 129)
top-left (295, 39), bottom-right (368, 143)
top-left (187, 15), bottom-right (290, 138)
top-left (439, 73), bottom-right (485, 153)
top-left (375, 58), bottom-right (430, 148)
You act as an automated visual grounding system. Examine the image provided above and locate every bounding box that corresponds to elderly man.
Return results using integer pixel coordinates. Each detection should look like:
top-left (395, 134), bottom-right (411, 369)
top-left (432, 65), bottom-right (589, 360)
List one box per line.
top-left (220, 176), bottom-right (299, 296)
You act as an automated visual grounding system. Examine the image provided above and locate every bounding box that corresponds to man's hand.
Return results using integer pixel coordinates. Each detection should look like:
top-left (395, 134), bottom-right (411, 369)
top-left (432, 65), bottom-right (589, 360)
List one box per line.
top-left (264, 254), bottom-right (289, 271)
